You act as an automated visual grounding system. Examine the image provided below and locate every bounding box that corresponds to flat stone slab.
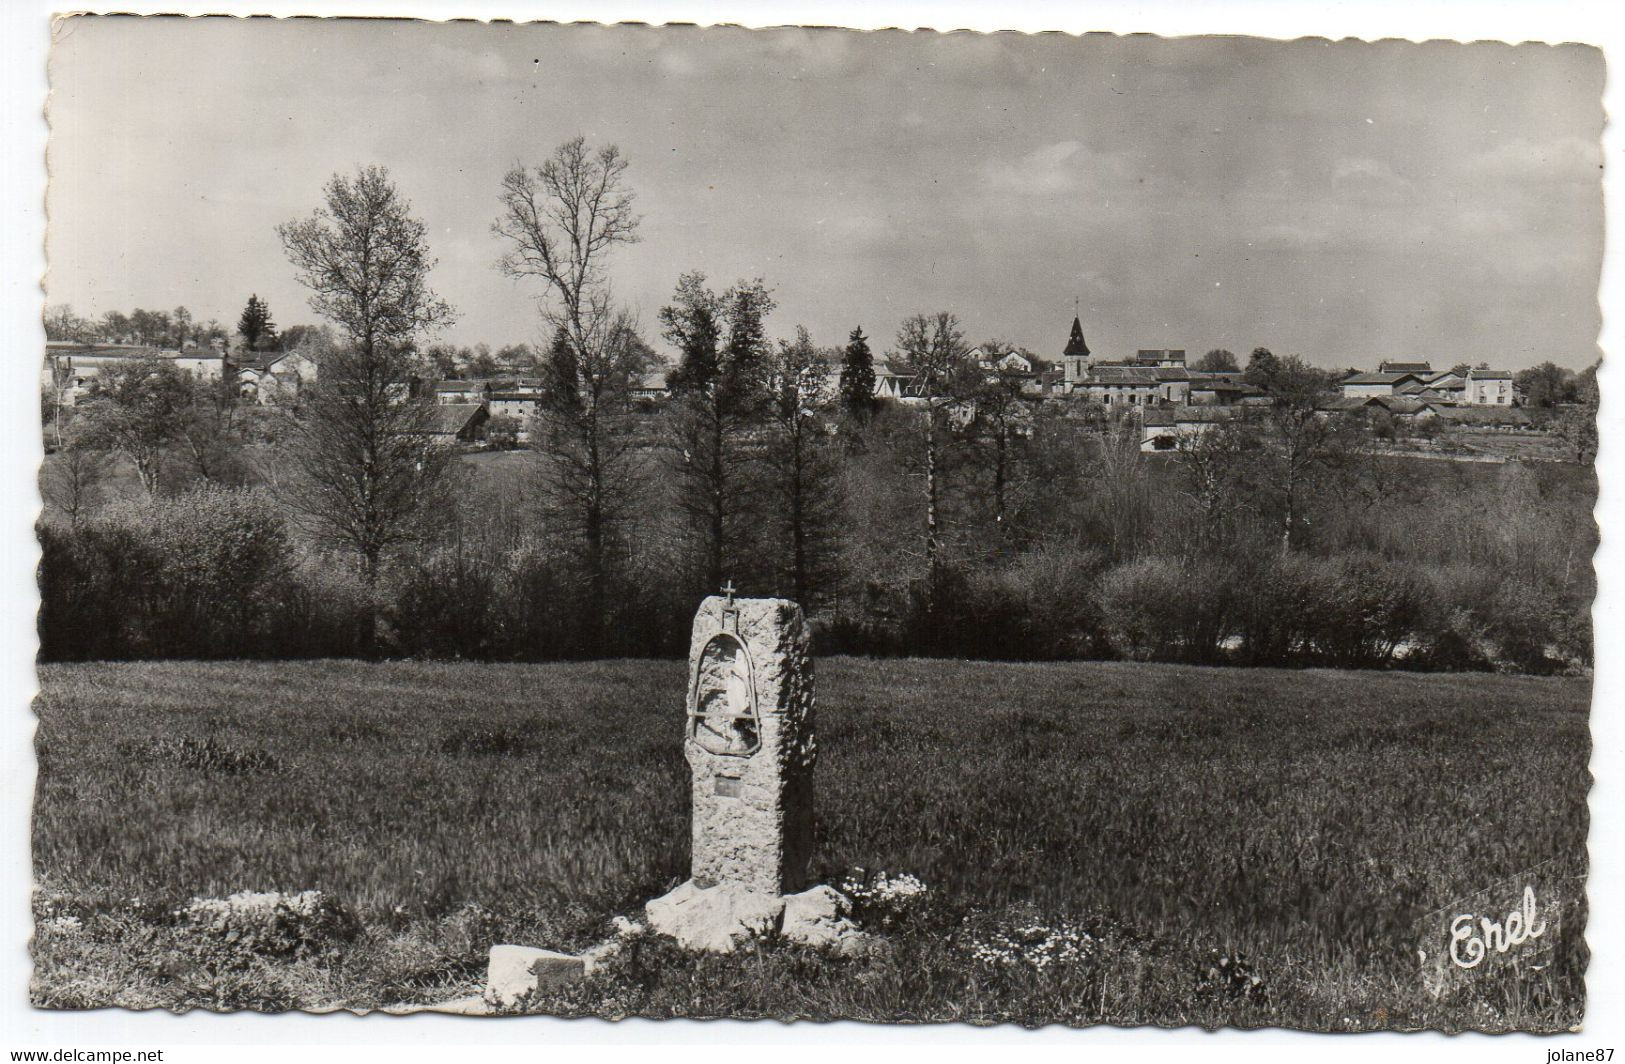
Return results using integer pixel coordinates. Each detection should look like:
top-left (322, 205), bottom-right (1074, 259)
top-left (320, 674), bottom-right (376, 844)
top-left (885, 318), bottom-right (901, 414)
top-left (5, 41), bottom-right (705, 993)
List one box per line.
top-left (646, 879), bottom-right (786, 953)
top-left (484, 944), bottom-right (588, 1008)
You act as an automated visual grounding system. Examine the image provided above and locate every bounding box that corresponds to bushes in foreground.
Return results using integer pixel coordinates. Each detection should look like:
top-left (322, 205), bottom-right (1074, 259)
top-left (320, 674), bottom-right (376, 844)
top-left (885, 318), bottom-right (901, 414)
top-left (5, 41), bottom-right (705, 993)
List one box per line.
top-left (862, 548), bottom-right (1585, 674)
top-left (36, 487), bottom-right (1588, 673)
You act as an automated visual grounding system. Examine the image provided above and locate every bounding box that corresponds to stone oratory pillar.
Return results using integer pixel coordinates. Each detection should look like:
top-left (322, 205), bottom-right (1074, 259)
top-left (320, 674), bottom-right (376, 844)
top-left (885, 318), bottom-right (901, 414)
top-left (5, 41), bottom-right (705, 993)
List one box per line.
top-left (684, 587), bottom-right (816, 894)
top-left (644, 586), bottom-right (858, 953)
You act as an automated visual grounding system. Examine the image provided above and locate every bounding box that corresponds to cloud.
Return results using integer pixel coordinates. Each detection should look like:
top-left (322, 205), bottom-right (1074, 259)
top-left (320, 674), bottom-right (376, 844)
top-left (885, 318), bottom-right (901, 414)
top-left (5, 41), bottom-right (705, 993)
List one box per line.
top-left (1469, 136), bottom-right (1601, 183)
top-left (983, 140), bottom-right (1128, 197)
top-left (1331, 156), bottom-right (1411, 204)
top-left (1251, 222), bottom-right (1330, 248)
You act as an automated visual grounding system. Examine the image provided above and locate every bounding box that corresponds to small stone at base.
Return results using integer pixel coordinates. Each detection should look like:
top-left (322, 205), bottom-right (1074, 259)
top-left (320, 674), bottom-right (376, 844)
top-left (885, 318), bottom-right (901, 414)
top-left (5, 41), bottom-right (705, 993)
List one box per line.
top-left (485, 944), bottom-right (587, 1008)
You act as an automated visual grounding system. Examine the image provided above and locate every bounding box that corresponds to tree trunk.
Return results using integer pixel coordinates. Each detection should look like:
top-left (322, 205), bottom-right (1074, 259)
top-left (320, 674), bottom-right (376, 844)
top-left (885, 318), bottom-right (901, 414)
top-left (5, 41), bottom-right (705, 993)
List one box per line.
top-left (924, 407), bottom-right (939, 566)
top-left (708, 401), bottom-right (725, 593)
top-left (993, 426), bottom-right (1008, 535)
top-left (790, 421), bottom-right (806, 604)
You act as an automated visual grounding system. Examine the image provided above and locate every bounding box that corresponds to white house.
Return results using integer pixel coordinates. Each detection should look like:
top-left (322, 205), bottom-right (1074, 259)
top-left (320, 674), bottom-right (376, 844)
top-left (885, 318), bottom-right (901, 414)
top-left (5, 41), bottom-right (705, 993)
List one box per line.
top-left (970, 347), bottom-right (1035, 375)
top-left (235, 350), bottom-right (317, 404)
top-left (1139, 406), bottom-right (1241, 452)
top-left (44, 342), bottom-right (226, 405)
top-left (1465, 369), bottom-right (1514, 405)
top-left (872, 360), bottom-right (915, 400)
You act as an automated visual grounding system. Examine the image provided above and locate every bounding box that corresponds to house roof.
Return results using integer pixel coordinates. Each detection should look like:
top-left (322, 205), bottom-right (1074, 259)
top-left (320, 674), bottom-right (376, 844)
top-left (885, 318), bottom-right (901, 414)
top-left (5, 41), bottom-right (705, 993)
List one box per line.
top-left (1373, 396), bottom-right (1431, 414)
top-left (1316, 396), bottom-right (1374, 412)
top-left (424, 403), bottom-right (487, 434)
top-left (1379, 361), bottom-right (1433, 374)
top-left (1191, 379), bottom-right (1256, 394)
top-left (1063, 316), bottom-right (1090, 358)
top-left (1137, 349), bottom-right (1187, 361)
top-left (1087, 367), bottom-right (1160, 385)
top-left (1142, 406), bottom-right (1240, 428)
top-left (1467, 369), bottom-right (1514, 380)
top-left (1342, 371), bottom-right (1418, 385)
top-left (1430, 404), bottom-right (1531, 425)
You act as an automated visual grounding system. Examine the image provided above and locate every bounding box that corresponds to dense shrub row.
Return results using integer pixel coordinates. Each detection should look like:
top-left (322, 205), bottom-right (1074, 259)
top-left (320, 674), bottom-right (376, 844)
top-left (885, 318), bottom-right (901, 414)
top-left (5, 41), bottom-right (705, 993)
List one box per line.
top-left (37, 488), bottom-right (693, 662)
top-left (36, 408), bottom-right (1595, 675)
top-left (822, 549), bottom-right (1588, 675)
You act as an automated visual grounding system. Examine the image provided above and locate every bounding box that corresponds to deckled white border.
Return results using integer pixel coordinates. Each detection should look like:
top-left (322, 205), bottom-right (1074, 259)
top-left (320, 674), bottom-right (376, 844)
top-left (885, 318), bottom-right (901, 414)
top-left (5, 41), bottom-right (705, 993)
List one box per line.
top-left (3, 3), bottom-right (1620, 1061)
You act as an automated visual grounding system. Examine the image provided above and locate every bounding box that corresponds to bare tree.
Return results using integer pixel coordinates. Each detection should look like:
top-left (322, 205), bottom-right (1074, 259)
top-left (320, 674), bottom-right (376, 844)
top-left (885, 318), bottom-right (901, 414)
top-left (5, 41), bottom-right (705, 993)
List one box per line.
top-left (1175, 417), bottom-right (1256, 550)
top-left (41, 426), bottom-right (111, 526)
top-left (961, 371), bottom-right (1031, 538)
top-left (76, 355), bottom-right (195, 494)
top-left (492, 138), bottom-right (646, 642)
top-left (276, 165), bottom-right (456, 585)
top-left (1250, 356), bottom-right (1338, 551)
top-left (894, 311), bottom-right (968, 571)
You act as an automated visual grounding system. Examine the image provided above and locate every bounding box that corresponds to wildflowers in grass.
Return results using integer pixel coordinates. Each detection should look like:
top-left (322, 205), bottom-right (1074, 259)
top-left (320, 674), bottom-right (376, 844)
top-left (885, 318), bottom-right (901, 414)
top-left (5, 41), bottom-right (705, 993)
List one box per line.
top-left (41, 916), bottom-right (83, 935)
top-left (965, 918), bottom-right (1099, 970)
top-left (1193, 949), bottom-right (1267, 1004)
top-left (177, 889), bottom-right (358, 958)
top-left (839, 869), bottom-right (932, 931)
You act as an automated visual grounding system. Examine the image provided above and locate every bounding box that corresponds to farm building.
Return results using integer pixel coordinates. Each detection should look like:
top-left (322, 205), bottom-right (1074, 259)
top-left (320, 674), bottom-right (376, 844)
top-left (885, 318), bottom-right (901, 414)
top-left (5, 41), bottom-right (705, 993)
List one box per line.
top-left (1139, 406), bottom-right (1242, 452)
top-left (420, 402), bottom-right (489, 444)
top-left (1340, 370), bottom-right (1425, 398)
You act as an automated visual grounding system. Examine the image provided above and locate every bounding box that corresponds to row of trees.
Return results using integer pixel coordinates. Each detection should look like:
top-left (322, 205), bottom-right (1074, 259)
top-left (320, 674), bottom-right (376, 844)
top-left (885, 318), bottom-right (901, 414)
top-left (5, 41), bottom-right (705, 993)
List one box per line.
top-left (37, 140), bottom-right (1598, 673)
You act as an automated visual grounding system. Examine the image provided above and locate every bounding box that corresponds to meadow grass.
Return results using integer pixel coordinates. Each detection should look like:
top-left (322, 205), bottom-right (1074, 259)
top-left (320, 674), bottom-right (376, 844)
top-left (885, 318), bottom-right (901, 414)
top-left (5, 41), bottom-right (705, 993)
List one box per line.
top-left (31, 657), bottom-right (1590, 1029)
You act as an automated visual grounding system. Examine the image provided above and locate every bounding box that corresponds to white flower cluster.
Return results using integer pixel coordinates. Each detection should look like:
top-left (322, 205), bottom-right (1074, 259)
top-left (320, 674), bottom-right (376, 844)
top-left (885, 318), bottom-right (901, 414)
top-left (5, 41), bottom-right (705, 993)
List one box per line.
top-left (177, 889), bottom-right (328, 924)
top-left (840, 869), bottom-right (928, 905)
top-left (42, 915), bottom-right (83, 935)
top-left (175, 889), bottom-right (355, 956)
top-left (966, 920), bottom-right (1097, 970)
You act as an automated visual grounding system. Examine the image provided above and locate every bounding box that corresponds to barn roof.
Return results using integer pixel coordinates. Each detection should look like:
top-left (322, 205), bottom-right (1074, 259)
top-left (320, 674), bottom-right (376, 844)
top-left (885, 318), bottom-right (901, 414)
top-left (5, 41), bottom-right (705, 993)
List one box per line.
top-left (424, 403), bottom-right (486, 434)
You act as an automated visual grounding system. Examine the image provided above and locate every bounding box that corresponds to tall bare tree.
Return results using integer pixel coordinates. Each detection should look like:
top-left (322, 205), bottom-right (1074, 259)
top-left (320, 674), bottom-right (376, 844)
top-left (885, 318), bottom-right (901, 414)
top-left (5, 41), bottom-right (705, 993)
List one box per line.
top-left (276, 165), bottom-right (456, 586)
top-left (894, 311), bottom-right (968, 572)
top-left (492, 138), bottom-right (646, 643)
top-left (1252, 355), bottom-right (1338, 551)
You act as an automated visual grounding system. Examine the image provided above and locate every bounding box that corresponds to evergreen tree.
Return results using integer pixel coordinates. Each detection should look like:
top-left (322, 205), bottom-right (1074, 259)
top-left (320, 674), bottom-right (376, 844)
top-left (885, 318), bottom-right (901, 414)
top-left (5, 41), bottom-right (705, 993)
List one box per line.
top-left (838, 325), bottom-right (876, 420)
top-left (237, 294), bottom-right (278, 352)
top-left (662, 273), bottom-right (775, 594)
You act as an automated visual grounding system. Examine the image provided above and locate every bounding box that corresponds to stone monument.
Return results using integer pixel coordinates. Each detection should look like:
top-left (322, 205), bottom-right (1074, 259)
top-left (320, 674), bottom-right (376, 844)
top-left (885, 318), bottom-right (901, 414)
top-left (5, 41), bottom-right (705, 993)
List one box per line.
top-left (472, 589), bottom-right (858, 1006)
top-left (685, 586), bottom-right (816, 893)
top-left (644, 587), bottom-right (859, 953)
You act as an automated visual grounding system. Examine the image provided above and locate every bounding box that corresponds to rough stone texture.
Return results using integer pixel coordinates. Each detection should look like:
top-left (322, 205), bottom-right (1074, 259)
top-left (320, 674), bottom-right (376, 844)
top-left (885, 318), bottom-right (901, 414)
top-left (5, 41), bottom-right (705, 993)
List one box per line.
top-left (484, 944), bottom-right (587, 1008)
top-left (645, 879), bottom-right (786, 953)
top-left (780, 884), bottom-right (871, 955)
top-left (686, 595), bottom-right (816, 896)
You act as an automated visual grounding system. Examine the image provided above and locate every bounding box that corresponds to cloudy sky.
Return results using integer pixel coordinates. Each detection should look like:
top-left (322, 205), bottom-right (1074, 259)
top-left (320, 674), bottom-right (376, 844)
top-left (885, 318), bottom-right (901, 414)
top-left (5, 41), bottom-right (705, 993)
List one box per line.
top-left (46, 18), bottom-right (1603, 369)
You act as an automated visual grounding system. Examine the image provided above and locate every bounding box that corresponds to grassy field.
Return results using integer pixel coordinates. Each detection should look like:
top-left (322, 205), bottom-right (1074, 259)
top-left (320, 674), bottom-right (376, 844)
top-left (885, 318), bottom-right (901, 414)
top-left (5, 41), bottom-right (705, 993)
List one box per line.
top-left (31, 658), bottom-right (1590, 1030)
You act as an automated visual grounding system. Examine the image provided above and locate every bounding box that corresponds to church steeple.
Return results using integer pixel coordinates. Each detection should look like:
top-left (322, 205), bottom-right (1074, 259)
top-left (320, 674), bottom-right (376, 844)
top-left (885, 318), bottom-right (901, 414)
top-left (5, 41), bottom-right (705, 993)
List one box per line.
top-left (1063, 314), bottom-right (1090, 358)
